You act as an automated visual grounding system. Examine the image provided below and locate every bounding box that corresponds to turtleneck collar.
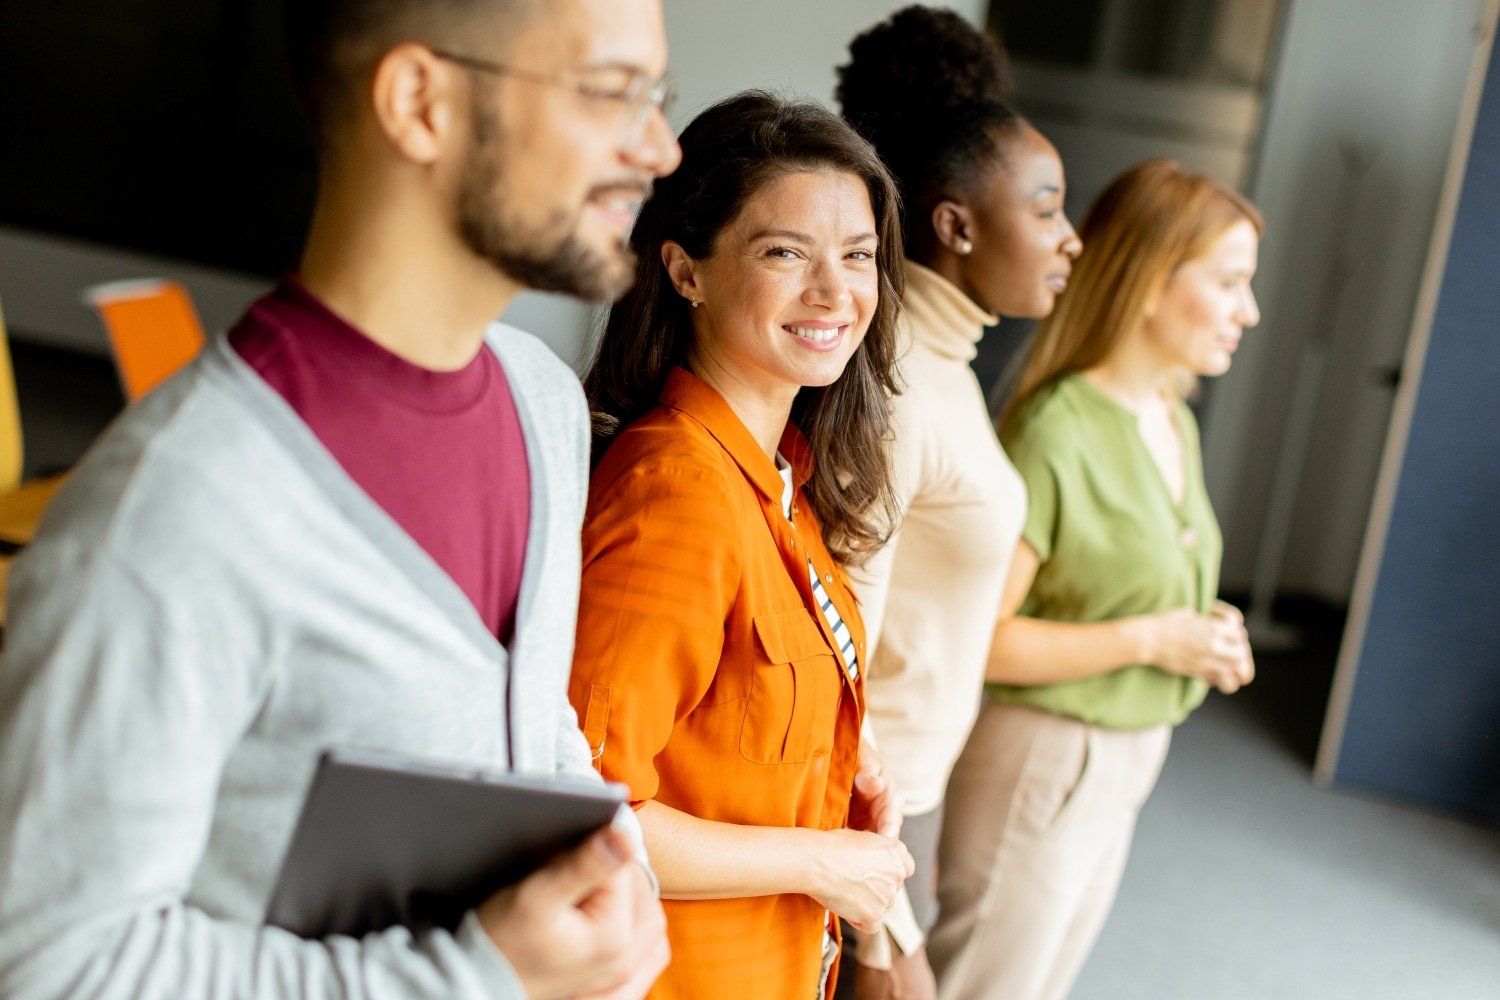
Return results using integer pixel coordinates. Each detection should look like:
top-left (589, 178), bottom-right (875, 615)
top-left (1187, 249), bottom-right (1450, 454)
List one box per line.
top-left (899, 259), bottom-right (999, 363)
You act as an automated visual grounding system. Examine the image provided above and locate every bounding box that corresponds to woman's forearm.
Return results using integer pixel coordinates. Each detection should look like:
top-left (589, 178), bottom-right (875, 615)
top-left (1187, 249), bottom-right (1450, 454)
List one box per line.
top-left (985, 613), bottom-right (1155, 685)
top-left (636, 800), bottom-right (822, 900)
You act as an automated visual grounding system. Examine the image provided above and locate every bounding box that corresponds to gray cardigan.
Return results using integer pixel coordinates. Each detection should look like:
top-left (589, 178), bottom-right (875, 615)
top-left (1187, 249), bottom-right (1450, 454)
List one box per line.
top-left (0, 326), bottom-right (617, 998)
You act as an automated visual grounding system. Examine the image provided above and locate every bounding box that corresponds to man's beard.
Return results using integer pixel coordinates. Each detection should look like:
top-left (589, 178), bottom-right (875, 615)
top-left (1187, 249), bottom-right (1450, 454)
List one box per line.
top-left (457, 95), bottom-right (638, 304)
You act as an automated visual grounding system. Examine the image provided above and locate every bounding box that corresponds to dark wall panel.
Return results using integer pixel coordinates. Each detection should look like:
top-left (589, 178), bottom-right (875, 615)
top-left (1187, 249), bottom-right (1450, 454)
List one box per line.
top-left (0, 2), bottom-right (315, 275)
top-left (1332, 36), bottom-right (1500, 823)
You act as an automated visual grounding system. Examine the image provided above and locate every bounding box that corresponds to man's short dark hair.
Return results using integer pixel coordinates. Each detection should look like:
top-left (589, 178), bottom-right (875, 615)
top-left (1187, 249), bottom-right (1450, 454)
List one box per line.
top-left (283, 0), bottom-right (539, 142)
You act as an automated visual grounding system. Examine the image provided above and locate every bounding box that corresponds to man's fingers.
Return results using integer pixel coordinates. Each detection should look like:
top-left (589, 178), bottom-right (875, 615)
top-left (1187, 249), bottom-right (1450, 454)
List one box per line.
top-left (572, 916), bottom-right (671, 1000)
top-left (640, 932), bottom-right (671, 986)
top-left (530, 828), bottom-right (633, 907)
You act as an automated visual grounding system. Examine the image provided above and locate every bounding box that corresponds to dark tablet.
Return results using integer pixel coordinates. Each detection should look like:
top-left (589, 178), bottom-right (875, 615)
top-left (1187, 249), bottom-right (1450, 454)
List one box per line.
top-left (265, 748), bottom-right (627, 939)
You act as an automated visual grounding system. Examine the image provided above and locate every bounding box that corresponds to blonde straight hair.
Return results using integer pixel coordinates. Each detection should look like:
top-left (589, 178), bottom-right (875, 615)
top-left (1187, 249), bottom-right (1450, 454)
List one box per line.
top-left (1002, 159), bottom-right (1263, 429)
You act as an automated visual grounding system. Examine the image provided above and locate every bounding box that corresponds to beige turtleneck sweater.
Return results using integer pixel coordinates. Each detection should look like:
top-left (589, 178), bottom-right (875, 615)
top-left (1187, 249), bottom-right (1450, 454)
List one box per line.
top-left (855, 259), bottom-right (1028, 816)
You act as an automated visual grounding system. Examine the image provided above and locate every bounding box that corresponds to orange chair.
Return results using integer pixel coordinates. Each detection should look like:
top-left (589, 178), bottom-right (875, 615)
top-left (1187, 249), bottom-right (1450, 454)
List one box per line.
top-left (84, 278), bottom-right (206, 402)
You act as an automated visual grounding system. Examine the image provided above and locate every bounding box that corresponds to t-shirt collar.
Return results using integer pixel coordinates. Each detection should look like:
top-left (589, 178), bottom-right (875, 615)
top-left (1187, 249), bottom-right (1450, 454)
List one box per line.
top-left (257, 275), bottom-right (493, 412)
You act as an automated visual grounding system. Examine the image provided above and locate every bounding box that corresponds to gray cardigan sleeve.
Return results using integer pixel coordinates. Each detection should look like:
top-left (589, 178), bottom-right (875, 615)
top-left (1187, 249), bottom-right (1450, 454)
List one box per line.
top-left (537, 352), bottom-right (656, 884)
top-left (0, 547), bottom-right (525, 1000)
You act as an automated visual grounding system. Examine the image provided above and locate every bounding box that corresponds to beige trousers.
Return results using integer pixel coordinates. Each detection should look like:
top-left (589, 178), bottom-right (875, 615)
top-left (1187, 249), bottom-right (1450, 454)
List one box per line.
top-left (928, 699), bottom-right (1171, 1000)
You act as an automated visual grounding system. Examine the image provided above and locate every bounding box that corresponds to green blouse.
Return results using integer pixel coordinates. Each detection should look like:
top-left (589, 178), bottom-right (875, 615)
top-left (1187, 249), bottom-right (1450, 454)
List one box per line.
top-left (987, 373), bottom-right (1221, 729)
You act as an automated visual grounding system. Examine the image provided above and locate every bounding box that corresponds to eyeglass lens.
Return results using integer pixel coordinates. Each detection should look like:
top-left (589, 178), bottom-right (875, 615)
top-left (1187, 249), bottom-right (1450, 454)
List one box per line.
top-left (620, 77), bottom-right (675, 152)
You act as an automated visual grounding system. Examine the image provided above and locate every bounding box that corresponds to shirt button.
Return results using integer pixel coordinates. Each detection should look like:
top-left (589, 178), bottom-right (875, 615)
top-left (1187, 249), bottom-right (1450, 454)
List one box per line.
top-left (792, 505), bottom-right (799, 515)
top-left (824, 573), bottom-right (833, 584)
top-left (1179, 527), bottom-right (1198, 550)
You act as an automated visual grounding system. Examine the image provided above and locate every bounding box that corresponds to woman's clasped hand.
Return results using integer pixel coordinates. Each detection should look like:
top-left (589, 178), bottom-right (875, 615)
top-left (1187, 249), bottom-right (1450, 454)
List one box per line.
top-left (1147, 601), bottom-right (1256, 694)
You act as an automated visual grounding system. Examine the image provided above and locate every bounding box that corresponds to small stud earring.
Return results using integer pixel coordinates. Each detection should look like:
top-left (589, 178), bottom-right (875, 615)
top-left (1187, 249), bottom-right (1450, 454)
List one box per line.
top-left (689, 299), bottom-right (702, 309)
top-left (957, 239), bottom-right (973, 256)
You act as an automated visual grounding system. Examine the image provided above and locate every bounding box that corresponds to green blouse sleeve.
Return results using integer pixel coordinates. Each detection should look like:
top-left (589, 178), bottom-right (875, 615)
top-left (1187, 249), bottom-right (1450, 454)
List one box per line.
top-left (1009, 435), bottom-right (1060, 565)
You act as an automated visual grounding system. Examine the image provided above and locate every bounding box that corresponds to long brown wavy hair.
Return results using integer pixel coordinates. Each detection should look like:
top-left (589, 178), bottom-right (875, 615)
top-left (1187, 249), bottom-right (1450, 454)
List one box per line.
top-left (1002, 158), bottom-right (1263, 428)
top-left (584, 90), bottom-right (905, 567)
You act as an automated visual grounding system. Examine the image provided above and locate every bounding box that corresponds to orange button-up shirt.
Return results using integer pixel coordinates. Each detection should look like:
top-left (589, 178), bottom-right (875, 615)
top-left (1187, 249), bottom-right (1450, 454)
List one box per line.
top-left (571, 368), bottom-right (867, 999)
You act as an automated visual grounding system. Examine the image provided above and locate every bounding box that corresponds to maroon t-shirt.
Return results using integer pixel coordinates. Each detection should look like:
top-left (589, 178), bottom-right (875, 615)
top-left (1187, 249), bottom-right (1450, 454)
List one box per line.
top-left (229, 279), bottom-right (530, 641)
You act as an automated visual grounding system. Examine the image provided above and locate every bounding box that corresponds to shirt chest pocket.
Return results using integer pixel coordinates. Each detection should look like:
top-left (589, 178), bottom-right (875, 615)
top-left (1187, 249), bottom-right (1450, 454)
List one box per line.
top-left (741, 610), bottom-right (840, 765)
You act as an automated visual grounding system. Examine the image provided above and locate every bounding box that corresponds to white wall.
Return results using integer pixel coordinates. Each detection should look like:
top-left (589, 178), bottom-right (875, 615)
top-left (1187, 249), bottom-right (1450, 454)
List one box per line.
top-left (1203, 0), bottom-right (1489, 602)
top-left (663, 0), bottom-right (984, 122)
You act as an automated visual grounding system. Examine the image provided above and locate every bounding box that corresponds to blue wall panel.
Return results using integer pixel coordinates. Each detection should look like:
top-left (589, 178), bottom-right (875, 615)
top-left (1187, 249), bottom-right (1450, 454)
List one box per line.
top-left (1335, 36), bottom-right (1500, 823)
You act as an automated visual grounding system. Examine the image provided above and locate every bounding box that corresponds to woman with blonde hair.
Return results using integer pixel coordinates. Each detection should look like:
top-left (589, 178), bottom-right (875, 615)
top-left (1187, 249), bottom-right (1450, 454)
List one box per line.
top-left (929, 158), bottom-right (1261, 1000)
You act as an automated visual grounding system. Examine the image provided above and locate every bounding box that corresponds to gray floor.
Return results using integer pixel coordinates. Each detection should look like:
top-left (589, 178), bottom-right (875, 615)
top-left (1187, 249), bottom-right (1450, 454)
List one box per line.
top-left (1072, 691), bottom-right (1500, 1000)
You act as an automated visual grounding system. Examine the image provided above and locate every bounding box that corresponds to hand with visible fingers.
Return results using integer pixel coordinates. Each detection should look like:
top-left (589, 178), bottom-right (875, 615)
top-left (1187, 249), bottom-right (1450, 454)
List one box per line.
top-left (805, 828), bottom-right (914, 934)
top-left (1147, 605), bottom-right (1254, 694)
top-left (478, 827), bottom-right (668, 1000)
top-left (1210, 600), bottom-right (1255, 694)
top-left (849, 740), bottom-right (904, 839)
top-left (572, 860), bottom-right (670, 1000)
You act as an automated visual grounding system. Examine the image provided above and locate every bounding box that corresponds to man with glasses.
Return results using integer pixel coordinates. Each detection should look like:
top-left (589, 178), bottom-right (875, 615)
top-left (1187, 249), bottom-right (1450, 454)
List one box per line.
top-left (0, 1), bottom-right (679, 998)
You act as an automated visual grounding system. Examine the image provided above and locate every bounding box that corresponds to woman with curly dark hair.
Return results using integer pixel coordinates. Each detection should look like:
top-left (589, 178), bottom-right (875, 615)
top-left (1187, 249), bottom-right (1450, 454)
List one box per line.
top-left (570, 90), bottom-right (914, 999)
top-left (833, 7), bottom-right (1080, 997)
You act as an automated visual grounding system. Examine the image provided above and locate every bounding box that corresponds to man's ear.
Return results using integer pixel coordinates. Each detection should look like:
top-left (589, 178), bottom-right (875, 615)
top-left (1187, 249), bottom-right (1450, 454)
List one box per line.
top-left (369, 43), bottom-right (462, 165)
top-left (931, 198), bottom-right (975, 254)
top-left (661, 241), bottom-right (703, 305)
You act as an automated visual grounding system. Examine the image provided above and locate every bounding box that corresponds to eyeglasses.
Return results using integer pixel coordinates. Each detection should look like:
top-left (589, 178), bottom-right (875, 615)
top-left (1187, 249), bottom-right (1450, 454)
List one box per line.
top-left (431, 49), bottom-right (676, 153)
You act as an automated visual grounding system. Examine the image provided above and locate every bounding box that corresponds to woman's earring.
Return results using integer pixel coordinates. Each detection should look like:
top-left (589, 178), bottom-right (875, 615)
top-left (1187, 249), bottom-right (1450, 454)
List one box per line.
top-left (689, 298), bottom-right (702, 309)
top-left (957, 238), bottom-right (974, 256)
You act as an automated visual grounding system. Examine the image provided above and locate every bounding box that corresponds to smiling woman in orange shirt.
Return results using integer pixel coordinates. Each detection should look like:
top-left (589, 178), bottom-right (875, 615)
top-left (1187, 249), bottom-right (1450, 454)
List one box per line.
top-left (571, 91), bottom-right (914, 999)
